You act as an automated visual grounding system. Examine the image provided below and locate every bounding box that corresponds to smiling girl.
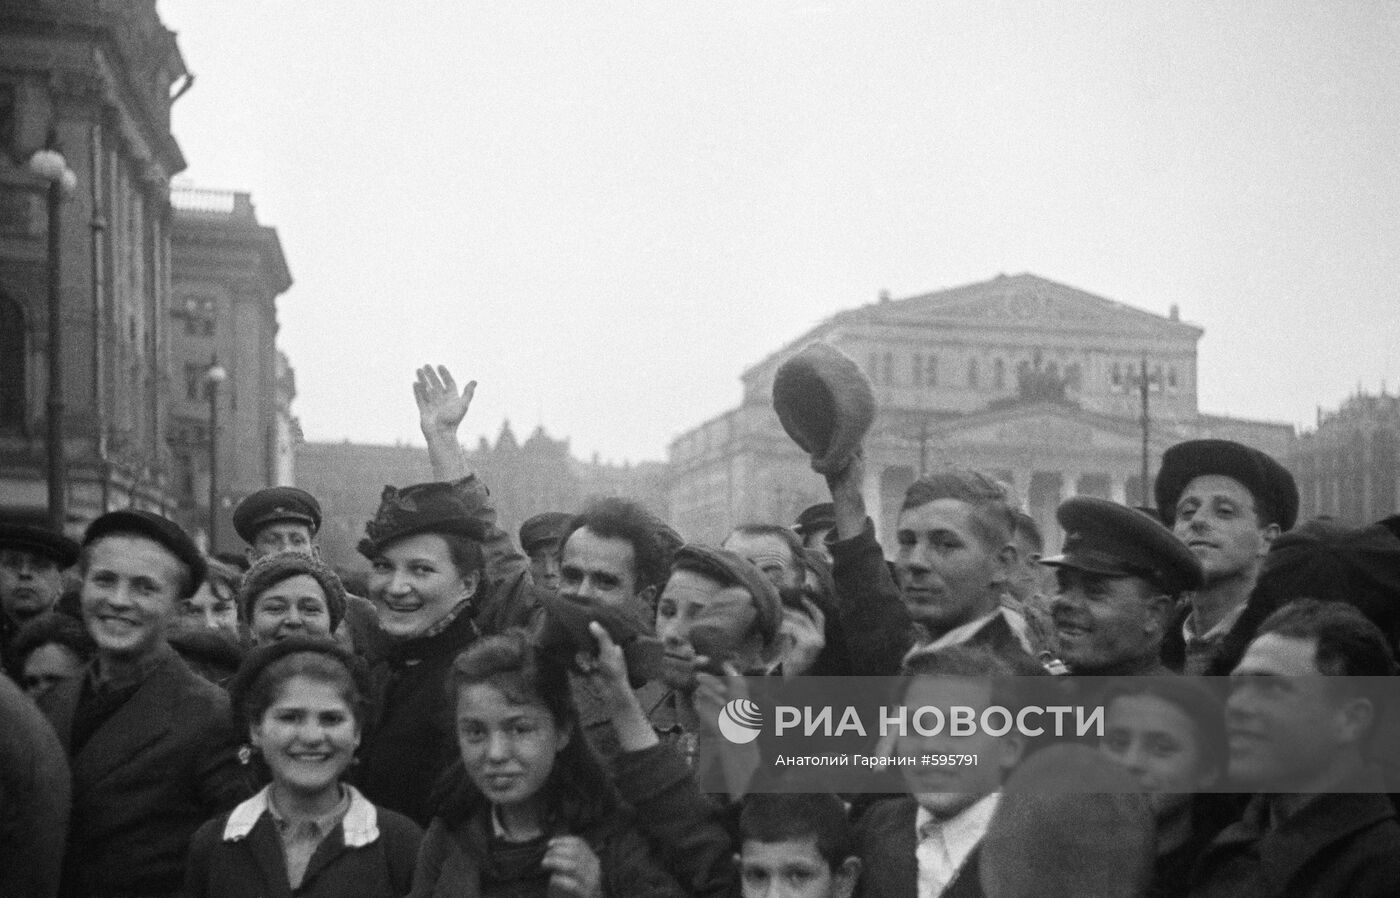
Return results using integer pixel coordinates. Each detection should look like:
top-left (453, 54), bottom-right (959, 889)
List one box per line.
top-left (408, 628), bottom-right (687, 898)
top-left (185, 637), bottom-right (422, 897)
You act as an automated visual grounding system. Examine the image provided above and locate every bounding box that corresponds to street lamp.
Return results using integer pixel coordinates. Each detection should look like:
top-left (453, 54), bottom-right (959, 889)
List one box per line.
top-left (29, 141), bottom-right (78, 532)
top-left (205, 358), bottom-right (228, 550)
top-left (1121, 356), bottom-right (1162, 507)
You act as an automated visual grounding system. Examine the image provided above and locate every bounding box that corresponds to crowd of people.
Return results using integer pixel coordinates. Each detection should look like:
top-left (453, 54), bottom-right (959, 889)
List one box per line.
top-left (4, 354), bottom-right (1400, 898)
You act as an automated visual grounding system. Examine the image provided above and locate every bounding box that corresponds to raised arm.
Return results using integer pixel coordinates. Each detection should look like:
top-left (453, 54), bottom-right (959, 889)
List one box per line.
top-left (825, 452), bottom-right (914, 675)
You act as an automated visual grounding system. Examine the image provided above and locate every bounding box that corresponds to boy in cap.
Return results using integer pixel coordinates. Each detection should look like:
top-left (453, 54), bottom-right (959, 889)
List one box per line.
top-left (1042, 496), bottom-right (1203, 676)
top-left (0, 515), bottom-right (80, 646)
top-left (38, 509), bottom-right (250, 898)
top-left (1153, 439), bottom-right (1298, 675)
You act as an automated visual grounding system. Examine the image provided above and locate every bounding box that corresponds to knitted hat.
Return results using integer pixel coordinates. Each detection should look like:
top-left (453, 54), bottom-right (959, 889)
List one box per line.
top-left (238, 550), bottom-right (349, 634)
top-left (670, 544), bottom-right (782, 651)
top-left (772, 343), bottom-right (876, 476)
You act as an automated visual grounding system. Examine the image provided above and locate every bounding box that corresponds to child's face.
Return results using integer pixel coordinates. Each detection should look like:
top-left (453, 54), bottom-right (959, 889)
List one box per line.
top-left (740, 837), bottom-right (852, 898)
top-left (250, 675), bottom-right (359, 799)
top-left (456, 682), bottom-right (569, 810)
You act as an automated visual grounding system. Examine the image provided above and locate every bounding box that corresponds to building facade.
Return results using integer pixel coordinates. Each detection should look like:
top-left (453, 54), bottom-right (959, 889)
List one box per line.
top-left (667, 273), bottom-right (1295, 551)
top-left (168, 187), bottom-right (294, 553)
top-left (1289, 391), bottom-right (1400, 527)
top-left (1, 0), bottom-right (190, 533)
top-left (298, 424), bottom-right (668, 573)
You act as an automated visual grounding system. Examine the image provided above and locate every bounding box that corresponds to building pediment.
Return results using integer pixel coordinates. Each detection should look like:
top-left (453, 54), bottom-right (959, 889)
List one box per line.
top-left (871, 273), bottom-right (1202, 338)
top-left (924, 403), bottom-right (1150, 453)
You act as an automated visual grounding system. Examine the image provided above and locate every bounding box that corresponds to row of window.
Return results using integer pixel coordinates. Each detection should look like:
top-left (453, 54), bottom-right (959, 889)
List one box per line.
top-left (1110, 361), bottom-right (1180, 391)
top-left (861, 350), bottom-right (1184, 394)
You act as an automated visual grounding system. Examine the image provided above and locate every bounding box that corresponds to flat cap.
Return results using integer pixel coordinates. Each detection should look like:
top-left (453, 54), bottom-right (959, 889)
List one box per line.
top-left (519, 511), bottom-right (572, 553)
top-left (0, 518), bottom-right (80, 567)
top-left (233, 487), bottom-right (322, 544)
top-left (83, 509), bottom-right (206, 597)
top-left (1154, 439), bottom-right (1298, 531)
top-left (793, 502), bottom-right (836, 537)
top-left (1041, 496), bottom-right (1203, 596)
top-left (357, 481), bottom-right (487, 559)
top-left (671, 544), bottom-right (782, 650)
top-left (772, 342), bottom-right (876, 476)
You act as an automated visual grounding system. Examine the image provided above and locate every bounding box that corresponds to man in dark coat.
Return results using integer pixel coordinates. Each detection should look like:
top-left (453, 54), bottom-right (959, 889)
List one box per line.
top-left (38, 510), bottom-right (250, 898)
top-left (0, 670), bottom-right (71, 898)
top-left (1190, 599), bottom-right (1400, 897)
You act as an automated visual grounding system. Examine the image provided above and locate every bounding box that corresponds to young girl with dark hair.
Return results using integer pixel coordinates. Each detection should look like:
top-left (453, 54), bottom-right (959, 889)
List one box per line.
top-left (408, 628), bottom-right (688, 898)
top-left (185, 636), bottom-right (422, 897)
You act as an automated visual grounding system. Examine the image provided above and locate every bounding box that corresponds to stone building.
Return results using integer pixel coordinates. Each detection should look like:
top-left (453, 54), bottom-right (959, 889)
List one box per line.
top-left (168, 187), bottom-right (294, 553)
top-left (1288, 390), bottom-right (1400, 527)
top-left (298, 423), bottom-right (668, 573)
top-left (0, 0), bottom-right (191, 533)
top-left (666, 273), bottom-right (1295, 551)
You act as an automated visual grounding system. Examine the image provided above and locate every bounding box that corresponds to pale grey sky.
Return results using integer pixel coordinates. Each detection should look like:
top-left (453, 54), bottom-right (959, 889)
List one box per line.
top-left (158, 1), bottom-right (1400, 464)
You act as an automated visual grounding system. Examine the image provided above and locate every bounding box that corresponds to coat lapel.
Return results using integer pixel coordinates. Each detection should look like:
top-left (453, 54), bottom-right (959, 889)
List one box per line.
top-left (242, 815), bottom-right (295, 898)
top-left (73, 651), bottom-right (184, 789)
top-left (1256, 790), bottom-right (1396, 893)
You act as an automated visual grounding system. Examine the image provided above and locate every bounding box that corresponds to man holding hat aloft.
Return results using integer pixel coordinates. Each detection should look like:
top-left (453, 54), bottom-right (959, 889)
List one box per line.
top-left (37, 509), bottom-right (250, 898)
top-left (1043, 496), bottom-right (1204, 676)
top-left (0, 514), bottom-right (80, 648)
top-left (1153, 439), bottom-right (1298, 675)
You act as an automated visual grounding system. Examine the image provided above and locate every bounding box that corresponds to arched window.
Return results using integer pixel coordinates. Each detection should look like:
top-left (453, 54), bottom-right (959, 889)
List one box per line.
top-left (968, 358), bottom-right (980, 389)
top-left (994, 358), bottom-right (1006, 389)
top-left (0, 294), bottom-right (25, 428)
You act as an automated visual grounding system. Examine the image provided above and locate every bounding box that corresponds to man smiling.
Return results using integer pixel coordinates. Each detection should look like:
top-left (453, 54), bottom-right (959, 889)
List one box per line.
top-left (1043, 497), bottom-right (1203, 676)
top-left (1153, 439), bottom-right (1298, 675)
top-left (38, 510), bottom-right (249, 898)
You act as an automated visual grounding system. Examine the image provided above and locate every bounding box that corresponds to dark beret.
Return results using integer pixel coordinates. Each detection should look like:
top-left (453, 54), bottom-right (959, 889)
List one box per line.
top-left (1154, 439), bottom-right (1298, 531)
top-left (233, 487), bottom-right (322, 544)
top-left (519, 511), bottom-right (573, 553)
top-left (772, 342), bottom-right (876, 476)
top-left (83, 509), bottom-right (206, 597)
top-left (238, 551), bottom-right (349, 634)
top-left (357, 481), bottom-right (488, 559)
top-left (1041, 496), bottom-right (1204, 596)
top-left (793, 502), bottom-right (836, 537)
top-left (0, 519), bottom-right (80, 567)
top-left (670, 544), bottom-right (782, 650)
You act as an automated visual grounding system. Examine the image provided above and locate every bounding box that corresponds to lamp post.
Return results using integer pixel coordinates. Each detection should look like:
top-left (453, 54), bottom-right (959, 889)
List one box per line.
top-left (205, 358), bottom-right (228, 551)
top-left (28, 143), bottom-right (78, 532)
top-left (1122, 356), bottom-right (1161, 507)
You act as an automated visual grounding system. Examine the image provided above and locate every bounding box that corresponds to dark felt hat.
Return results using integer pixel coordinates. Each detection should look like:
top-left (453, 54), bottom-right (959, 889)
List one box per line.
top-left (772, 342), bottom-right (876, 476)
top-left (357, 481), bottom-right (488, 559)
top-left (519, 511), bottom-right (573, 553)
top-left (1154, 439), bottom-right (1299, 530)
top-left (535, 589), bottom-right (664, 687)
top-left (981, 743), bottom-right (1154, 898)
top-left (1041, 496), bottom-right (1204, 596)
top-left (793, 502), bottom-right (836, 537)
top-left (670, 544), bottom-right (782, 650)
top-left (238, 550), bottom-right (349, 634)
top-left (232, 487), bottom-right (322, 544)
top-left (83, 509), bottom-right (206, 597)
top-left (0, 519), bottom-right (80, 567)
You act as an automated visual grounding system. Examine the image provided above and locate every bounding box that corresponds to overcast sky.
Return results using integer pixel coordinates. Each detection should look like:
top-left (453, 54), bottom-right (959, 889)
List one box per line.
top-left (157, 1), bottom-right (1400, 464)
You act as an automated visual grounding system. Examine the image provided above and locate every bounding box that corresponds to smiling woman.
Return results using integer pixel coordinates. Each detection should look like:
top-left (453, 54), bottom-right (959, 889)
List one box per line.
top-left (185, 637), bottom-right (423, 897)
top-left (350, 480), bottom-right (504, 827)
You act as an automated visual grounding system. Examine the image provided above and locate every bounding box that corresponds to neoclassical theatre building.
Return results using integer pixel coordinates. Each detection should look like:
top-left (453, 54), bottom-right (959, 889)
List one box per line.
top-left (666, 273), bottom-right (1294, 553)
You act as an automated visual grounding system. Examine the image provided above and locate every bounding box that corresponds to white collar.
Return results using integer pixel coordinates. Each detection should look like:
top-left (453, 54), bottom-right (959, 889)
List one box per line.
top-left (223, 784), bottom-right (379, 848)
top-left (914, 791), bottom-right (1000, 855)
top-left (926, 607), bottom-right (1026, 652)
